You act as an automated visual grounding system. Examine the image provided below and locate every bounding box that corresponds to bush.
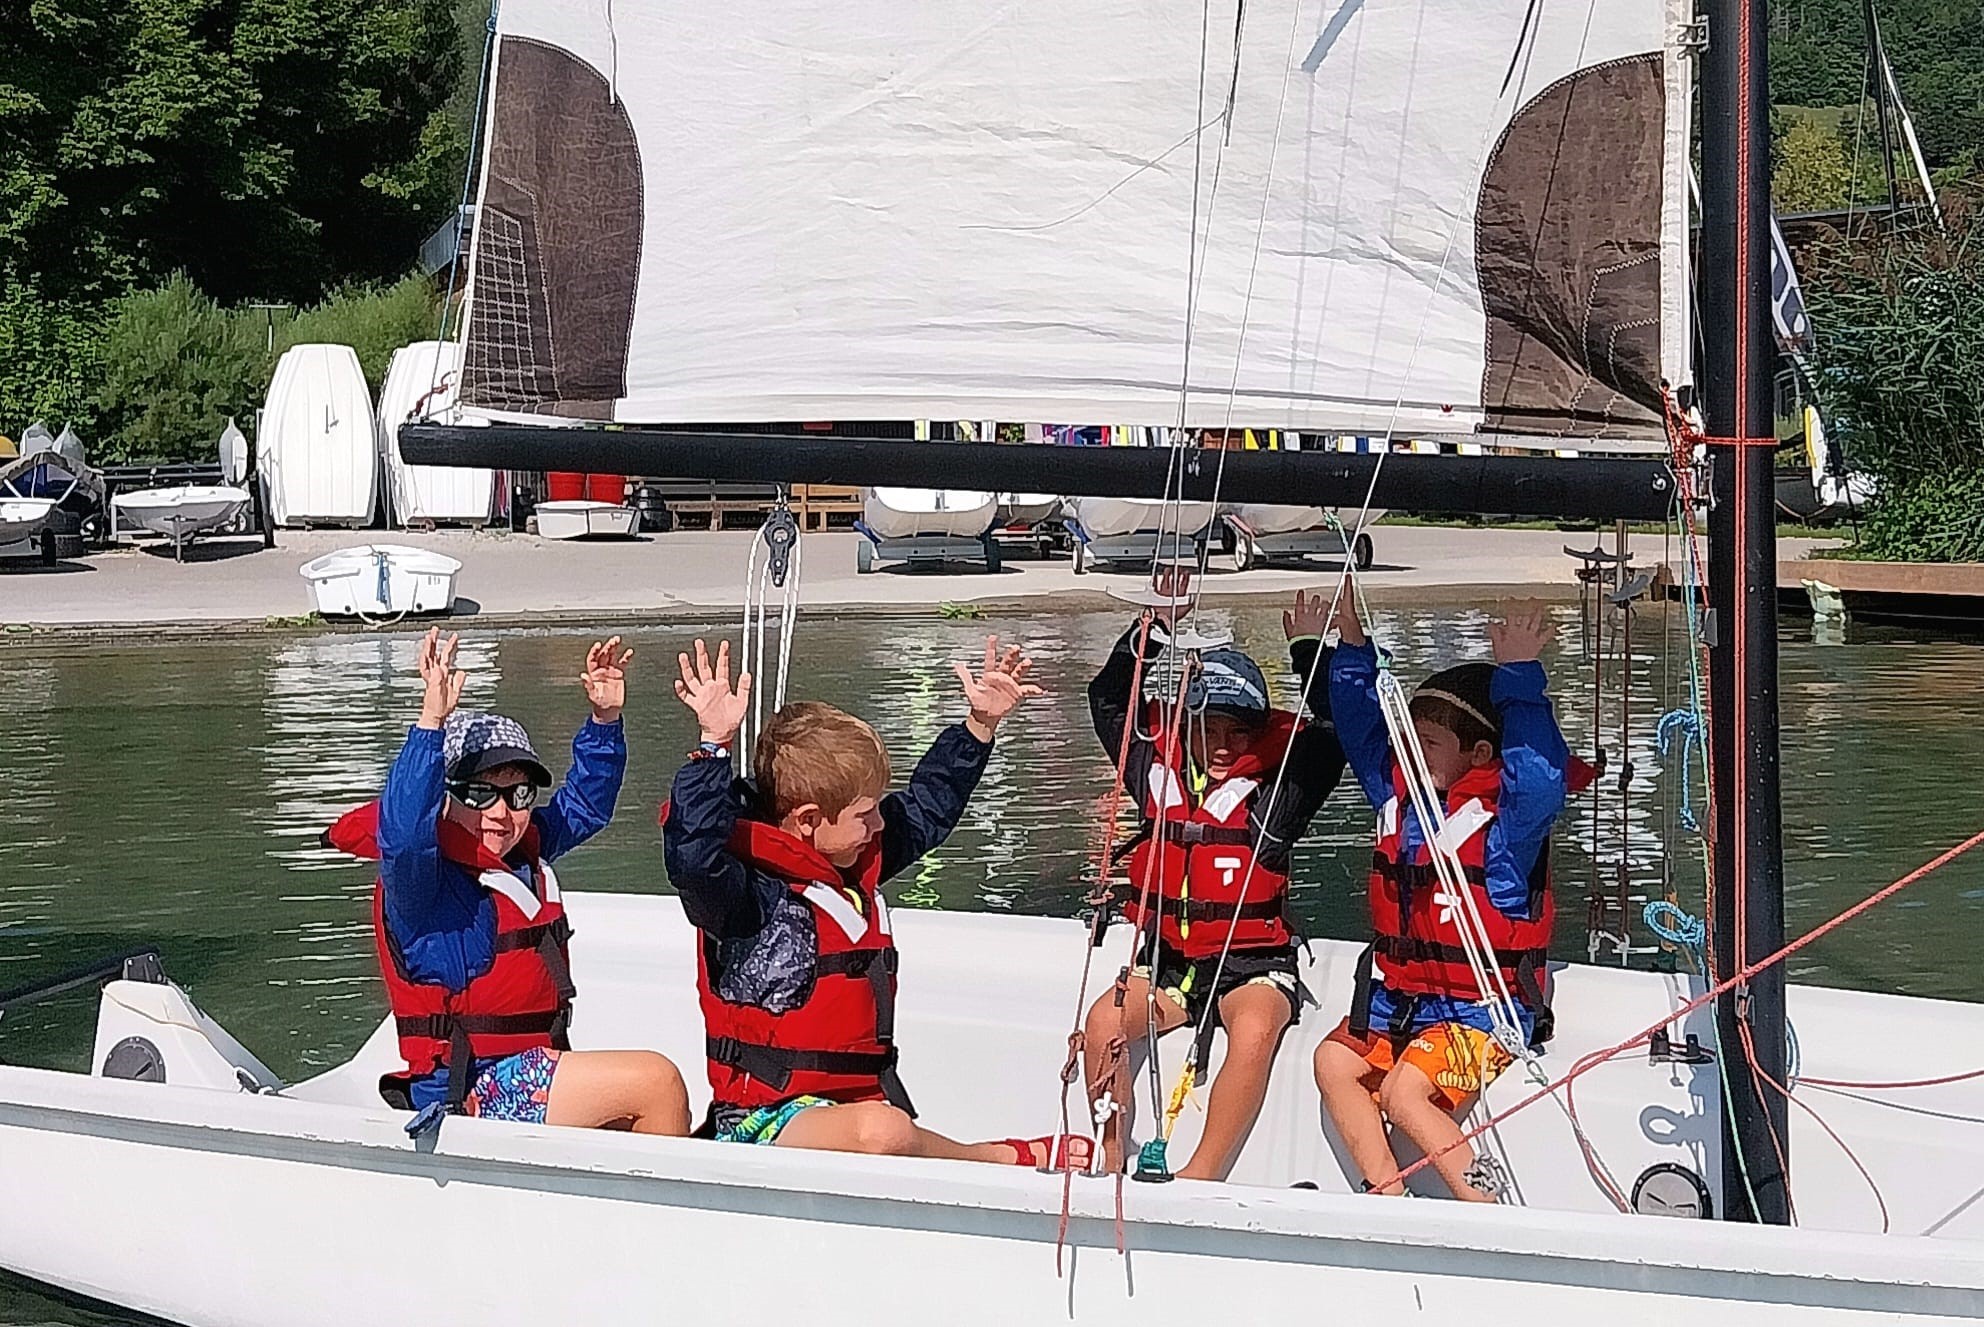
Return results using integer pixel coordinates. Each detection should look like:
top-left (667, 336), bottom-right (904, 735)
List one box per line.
top-left (276, 273), bottom-right (442, 393)
top-left (0, 283), bottom-right (106, 443)
top-left (1807, 191), bottom-right (1984, 561)
top-left (93, 276), bottom-right (265, 465)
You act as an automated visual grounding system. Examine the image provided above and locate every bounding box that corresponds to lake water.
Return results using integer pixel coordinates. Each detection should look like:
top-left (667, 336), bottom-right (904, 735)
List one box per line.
top-left (3, 602), bottom-right (1983, 1323)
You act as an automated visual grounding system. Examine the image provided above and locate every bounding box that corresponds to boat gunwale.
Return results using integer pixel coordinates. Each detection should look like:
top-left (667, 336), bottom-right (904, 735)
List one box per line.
top-left (2, 1061), bottom-right (1981, 1315)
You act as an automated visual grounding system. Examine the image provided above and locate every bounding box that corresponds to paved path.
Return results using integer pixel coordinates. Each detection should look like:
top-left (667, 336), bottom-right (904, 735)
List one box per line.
top-left (0, 525), bottom-right (1841, 632)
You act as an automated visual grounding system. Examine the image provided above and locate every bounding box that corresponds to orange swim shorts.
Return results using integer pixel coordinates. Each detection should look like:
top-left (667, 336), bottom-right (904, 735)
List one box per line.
top-left (1323, 1016), bottom-right (1514, 1113)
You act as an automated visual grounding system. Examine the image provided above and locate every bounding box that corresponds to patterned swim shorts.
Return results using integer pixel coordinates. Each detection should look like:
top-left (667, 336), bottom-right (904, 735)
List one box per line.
top-left (464, 1047), bottom-right (563, 1124)
top-left (712, 1095), bottom-right (834, 1145)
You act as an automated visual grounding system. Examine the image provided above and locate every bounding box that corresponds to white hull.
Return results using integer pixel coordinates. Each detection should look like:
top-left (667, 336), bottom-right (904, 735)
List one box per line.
top-left (114, 485), bottom-right (252, 540)
top-left (863, 488), bottom-right (999, 540)
top-left (1225, 503), bottom-right (1328, 534)
top-left (376, 341), bottom-right (496, 525)
top-left (297, 543), bottom-right (461, 617)
top-left (260, 344), bottom-right (379, 527)
top-left (0, 497), bottom-right (57, 543)
top-left (534, 499), bottom-right (638, 540)
top-left (1066, 497), bottom-right (1215, 539)
top-left (4, 894), bottom-right (1983, 1325)
top-left (997, 493), bottom-right (1062, 526)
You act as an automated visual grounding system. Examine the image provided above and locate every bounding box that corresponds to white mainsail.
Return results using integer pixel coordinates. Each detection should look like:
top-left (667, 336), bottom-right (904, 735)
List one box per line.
top-left (459, 0), bottom-right (1691, 439)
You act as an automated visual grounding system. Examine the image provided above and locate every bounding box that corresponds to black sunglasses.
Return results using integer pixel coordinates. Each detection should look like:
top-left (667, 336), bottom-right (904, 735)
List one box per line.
top-left (447, 780), bottom-right (540, 812)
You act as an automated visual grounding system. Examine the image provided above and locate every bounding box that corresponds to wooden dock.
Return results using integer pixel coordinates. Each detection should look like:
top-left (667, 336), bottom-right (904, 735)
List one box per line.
top-left (1779, 557), bottom-right (1984, 625)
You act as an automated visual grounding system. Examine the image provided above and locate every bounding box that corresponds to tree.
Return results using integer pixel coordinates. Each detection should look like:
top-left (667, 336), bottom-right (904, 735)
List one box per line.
top-left (1807, 191), bottom-right (1984, 561)
top-left (1773, 112), bottom-right (1855, 211)
top-left (0, 0), bottom-right (465, 306)
top-left (92, 275), bottom-right (267, 465)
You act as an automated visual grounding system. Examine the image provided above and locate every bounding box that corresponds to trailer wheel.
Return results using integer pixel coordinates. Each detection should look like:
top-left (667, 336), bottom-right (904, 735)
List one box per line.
top-left (856, 540), bottom-right (875, 574)
top-left (1072, 542), bottom-right (1089, 575)
top-left (1232, 535), bottom-right (1256, 573)
top-left (981, 536), bottom-right (1002, 574)
top-left (1353, 532), bottom-right (1374, 571)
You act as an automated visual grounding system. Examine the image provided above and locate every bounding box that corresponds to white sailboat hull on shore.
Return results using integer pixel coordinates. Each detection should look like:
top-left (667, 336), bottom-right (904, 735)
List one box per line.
top-left (113, 485), bottom-right (252, 541)
top-left (0, 497), bottom-right (58, 544)
top-left (1065, 497), bottom-right (1215, 540)
top-left (4, 893), bottom-right (1982, 1325)
top-left (862, 488), bottom-right (999, 540)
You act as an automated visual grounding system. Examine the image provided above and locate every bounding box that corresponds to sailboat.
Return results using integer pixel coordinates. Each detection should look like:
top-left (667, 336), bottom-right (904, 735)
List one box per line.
top-left (5, 1), bottom-right (1984, 1322)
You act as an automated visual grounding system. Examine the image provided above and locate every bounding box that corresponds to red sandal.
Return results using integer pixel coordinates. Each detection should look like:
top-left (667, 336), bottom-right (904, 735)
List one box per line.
top-left (998, 1133), bottom-right (1095, 1172)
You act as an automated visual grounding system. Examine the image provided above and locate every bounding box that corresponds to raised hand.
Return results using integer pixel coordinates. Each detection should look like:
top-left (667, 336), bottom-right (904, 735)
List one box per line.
top-left (674, 639), bottom-right (752, 746)
top-left (580, 636), bottom-right (636, 723)
top-left (955, 635), bottom-right (1045, 741)
top-left (1489, 600), bottom-right (1553, 664)
top-left (1283, 589), bottom-right (1330, 641)
top-left (416, 627), bottom-right (467, 730)
top-left (1330, 592), bottom-right (1368, 648)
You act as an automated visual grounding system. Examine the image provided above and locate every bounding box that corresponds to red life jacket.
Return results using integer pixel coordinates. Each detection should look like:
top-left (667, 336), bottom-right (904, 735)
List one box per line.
top-left (1358, 762), bottom-right (1553, 1041)
top-left (1120, 708), bottom-right (1298, 960)
top-left (325, 801), bottom-right (575, 1109)
top-left (693, 816), bottom-right (912, 1114)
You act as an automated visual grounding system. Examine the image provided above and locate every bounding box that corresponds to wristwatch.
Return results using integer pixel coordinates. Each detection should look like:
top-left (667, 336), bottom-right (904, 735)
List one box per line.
top-left (689, 739), bottom-right (731, 761)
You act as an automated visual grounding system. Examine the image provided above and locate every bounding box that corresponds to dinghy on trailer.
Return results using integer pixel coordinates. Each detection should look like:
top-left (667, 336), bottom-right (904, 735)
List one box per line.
top-left (857, 487), bottom-right (1001, 572)
top-left (112, 485), bottom-right (253, 560)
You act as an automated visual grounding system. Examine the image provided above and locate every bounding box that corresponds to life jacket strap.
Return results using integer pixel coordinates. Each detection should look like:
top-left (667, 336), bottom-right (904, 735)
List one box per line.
top-left (1157, 821), bottom-right (1257, 847)
top-left (1174, 895), bottom-right (1283, 923)
top-left (1374, 935), bottom-right (1550, 970)
top-left (395, 1010), bottom-right (566, 1040)
top-left (706, 1036), bottom-right (913, 1115)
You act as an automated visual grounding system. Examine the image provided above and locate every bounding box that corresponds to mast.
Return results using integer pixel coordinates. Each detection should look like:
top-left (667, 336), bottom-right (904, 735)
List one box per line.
top-left (1862, 0), bottom-right (1903, 218)
top-left (1699, 0), bottom-right (1791, 1224)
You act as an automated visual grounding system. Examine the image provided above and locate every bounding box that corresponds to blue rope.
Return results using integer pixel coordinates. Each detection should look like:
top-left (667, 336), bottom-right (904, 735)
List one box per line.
top-left (1656, 707), bottom-right (1703, 833)
top-left (1642, 899), bottom-right (1706, 953)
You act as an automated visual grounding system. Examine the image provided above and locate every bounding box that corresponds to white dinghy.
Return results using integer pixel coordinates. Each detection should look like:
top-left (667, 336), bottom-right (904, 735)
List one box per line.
top-left (0, 496), bottom-right (58, 545)
top-left (3, 894), bottom-right (1984, 1326)
top-left (377, 340), bottom-right (497, 527)
top-left (113, 485), bottom-right (253, 559)
top-left (533, 498), bottom-right (638, 539)
top-left (260, 343), bottom-right (379, 528)
top-left (298, 543), bottom-right (462, 619)
top-left (857, 488), bottom-right (1002, 572)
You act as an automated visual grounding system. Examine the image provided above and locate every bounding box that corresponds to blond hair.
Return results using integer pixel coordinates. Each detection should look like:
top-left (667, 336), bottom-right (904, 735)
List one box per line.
top-left (754, 702), bottom-right (893, 818)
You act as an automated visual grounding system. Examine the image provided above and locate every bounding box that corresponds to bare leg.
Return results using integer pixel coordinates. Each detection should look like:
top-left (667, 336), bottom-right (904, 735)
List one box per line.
top-left (1379, 1062), bottom-right (1492, 1201)
top-left (1314, 1040), bottom-right (1398, 1193)
top-left (1082, 976), bottom-right (1187, 1173)
top-left (543, 1049), bottom-right (691, 1136)
top-left (773, 1101), bottom-right (1074, 1166)
top-left (1175, 984), bottom-right (1292, 1181)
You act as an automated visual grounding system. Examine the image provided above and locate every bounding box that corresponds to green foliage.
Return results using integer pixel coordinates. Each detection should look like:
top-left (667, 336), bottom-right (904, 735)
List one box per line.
top-left (1773, 111), bottom-right (1855, 211)
top-left (0, 0), bottom-right (466, 306)
top-left (276, 274), bottom-right (441, 392)
top-left (1806, 194), bottom-right (1984, 561)
top-left (0, 282), bottom-right (105, 440)
top-left (1771, 0), bottom-right (1984, 174)
top-left (92, 276), bottom-right (265, 465)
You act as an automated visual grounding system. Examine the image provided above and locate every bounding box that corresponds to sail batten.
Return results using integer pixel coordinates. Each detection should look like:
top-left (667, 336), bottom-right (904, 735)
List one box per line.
top-left (459, 0), bottom-right (1692, 437)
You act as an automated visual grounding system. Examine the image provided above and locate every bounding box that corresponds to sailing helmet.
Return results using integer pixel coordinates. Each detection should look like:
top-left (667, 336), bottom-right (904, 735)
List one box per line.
top-left (1143, 645), bottom-right (1270, 721)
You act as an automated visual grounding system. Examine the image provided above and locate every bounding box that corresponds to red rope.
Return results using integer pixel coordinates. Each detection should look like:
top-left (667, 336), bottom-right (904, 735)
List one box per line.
top-left (1374, 826), bottom-right (1984, 1193)
top-left (1801, 1067), bottom-right (1984, 1091)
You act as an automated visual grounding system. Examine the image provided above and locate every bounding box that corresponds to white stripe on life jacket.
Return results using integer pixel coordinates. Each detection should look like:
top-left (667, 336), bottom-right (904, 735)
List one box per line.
top-left (802, 881), bottom-right (870, 944)
top-left (1148, 766), bottom-right (1187, 815)
top-left (1379, 796), bottom-right (1399, 840)
top-left (1432, 798), bottom-right (1495, 859)
top-left (478, 867), bottom-right (544, 921)
top-left (1201, 777), bottom-right (1258, 824)
top-left (538, 860), bottom-right (561, 905)
top-left (873, 890), bottom-right (892, 938)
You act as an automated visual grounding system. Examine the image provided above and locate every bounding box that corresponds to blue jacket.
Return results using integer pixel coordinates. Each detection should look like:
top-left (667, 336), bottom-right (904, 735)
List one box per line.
top-left (377, 718), bottom-right (626, 1106)
top-left (1328, 641), bottom-right (1568, 1037)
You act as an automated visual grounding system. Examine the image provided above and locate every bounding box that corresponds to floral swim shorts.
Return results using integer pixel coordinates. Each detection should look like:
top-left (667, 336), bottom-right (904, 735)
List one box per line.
top-left (464, 1047), bottom-right (563, 1124)
top-left (711, 1095), bottom-right (834, 1145)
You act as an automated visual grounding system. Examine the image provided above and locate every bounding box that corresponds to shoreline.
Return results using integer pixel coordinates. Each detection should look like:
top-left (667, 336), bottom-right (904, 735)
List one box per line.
top-left (0, 526), bottom-right (1842, 643)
